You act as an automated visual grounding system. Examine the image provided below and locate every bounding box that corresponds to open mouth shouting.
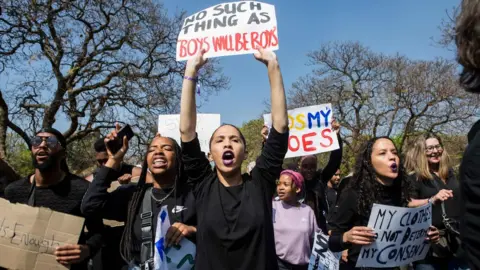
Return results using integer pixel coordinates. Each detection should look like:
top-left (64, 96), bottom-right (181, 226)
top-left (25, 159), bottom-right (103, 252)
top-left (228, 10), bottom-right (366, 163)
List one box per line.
top-left (152, 156), bottom-right (167, 169)
top-left (222, 150), bottom-right (235, 166)
top-left (390, 162), bottom-right (398, 173)
top-left (35, 151), bottom-right (49, 161)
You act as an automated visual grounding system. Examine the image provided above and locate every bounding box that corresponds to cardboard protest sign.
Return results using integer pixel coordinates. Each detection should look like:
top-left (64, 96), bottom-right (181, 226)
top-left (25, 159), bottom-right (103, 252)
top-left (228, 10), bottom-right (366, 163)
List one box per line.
top-left (158, 114), bottom-right (220, 154)
top-left (356, 203), bottom-right (432, 268)
top-left (176, 1), bottom-right (278, 61)
top-left (263, 104), bottom-right (339, 158)
top-left (308, 231), bottom-right (341, 270)
top-left (0, 198), bottom-right (85, 270)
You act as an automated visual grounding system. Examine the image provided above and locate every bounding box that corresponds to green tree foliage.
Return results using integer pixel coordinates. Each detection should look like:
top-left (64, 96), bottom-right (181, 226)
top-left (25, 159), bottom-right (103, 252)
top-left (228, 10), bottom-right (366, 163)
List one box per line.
top-left (239, 118), bottom-right (264, 173)
top-left (5, 133), bottom-right (33, 178)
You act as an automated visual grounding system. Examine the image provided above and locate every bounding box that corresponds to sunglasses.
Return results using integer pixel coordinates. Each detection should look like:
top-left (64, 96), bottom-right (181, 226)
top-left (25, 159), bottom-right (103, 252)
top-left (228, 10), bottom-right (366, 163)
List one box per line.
top-left (31, 136), bottom-right (60, 148)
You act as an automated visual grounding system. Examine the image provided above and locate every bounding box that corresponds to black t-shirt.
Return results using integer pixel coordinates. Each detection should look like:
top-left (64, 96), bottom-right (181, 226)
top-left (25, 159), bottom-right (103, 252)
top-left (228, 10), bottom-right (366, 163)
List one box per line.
top-left (326, 186), bottom-right (337, 212)
top-left (4, 173), bottom-right (104, 270)
top-left (409, 171), bottom-right (462, 229)
top-left (460, 119), bottom-right (480, 270)
top-left (81, 167), bottom-right (197, 263)
top-left (328, 184), bottom-right (402, 269)
top-left (219, 183), bottom-right (244, 229)
top-left (181, 127), bottom-right (289, 270)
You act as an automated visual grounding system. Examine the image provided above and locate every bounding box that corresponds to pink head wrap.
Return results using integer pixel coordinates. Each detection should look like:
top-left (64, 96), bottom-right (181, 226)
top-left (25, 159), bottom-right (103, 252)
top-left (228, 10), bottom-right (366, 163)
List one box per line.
top-left (280, 169), bottom-right (304, 188)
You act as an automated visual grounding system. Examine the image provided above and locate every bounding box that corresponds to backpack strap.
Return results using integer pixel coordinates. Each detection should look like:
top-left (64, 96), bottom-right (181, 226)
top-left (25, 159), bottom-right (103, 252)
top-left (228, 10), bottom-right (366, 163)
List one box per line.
top-left (140, 187), bottom-right (153, 270)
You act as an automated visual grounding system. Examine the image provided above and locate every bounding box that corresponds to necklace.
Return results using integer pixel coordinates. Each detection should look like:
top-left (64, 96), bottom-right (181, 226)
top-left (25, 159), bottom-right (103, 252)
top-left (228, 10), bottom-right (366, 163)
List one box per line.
top-left (150, 185), bottom-right (176, 204)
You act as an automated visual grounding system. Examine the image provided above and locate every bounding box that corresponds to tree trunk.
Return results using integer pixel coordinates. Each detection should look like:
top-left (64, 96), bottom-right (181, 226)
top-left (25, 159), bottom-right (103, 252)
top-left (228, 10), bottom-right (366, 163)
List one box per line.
top-left (0, 91), bottom-right (8, 160)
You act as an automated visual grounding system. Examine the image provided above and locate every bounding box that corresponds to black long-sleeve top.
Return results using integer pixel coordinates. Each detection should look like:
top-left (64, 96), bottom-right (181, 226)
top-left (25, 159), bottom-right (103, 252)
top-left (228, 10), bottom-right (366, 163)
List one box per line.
top-left (181, 127), bottom-right (288, 270)
top-left (328, 184), bottom-right (401, 270)
top-left (4, 173), bottom-right (104, 270)
top-left (80, 166), bottom-right (197, 264)
top-left (460, 119), bottom-right (480, 270)
top-left (304, 134), bottom-right (343, 233)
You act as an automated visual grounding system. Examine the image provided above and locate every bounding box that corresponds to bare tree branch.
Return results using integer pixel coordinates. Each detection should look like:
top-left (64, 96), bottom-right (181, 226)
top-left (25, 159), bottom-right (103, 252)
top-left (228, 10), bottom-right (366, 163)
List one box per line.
top-left (287, 41), bottom-right (480, 172)
top-left (0, 0), bottom-right (230, 154)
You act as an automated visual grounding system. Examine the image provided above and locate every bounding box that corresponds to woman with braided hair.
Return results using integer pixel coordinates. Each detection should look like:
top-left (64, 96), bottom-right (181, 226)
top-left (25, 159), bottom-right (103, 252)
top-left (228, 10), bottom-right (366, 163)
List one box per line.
top-left (81, 125), bottom-right (196, 269)
top-left (328, 137), bottom-right (440, 270)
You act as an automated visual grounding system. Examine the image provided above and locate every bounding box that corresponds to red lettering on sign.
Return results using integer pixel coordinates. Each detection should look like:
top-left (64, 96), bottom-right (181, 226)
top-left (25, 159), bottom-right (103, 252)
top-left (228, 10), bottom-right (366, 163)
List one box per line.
top-left (178, 38), bottom-right (211, 57)
top-left (187, 39), bottom-right (199, 56)
top-left (250, 31), bottom-right (260, 49)
top-left (178, 40), bottom-right (188, 57)
top-left (320, 129), bottom-right (333, 148)
top-left (212, 35), bottom-right (228, 52)
top-left (269, 27), bottom-right (278, 46)
top-left (302, 132), bottom-right (317, 152)
top-left (288, 136), bottom-right (300, 152)
top-left (235, 33), bottom-right (246, 51)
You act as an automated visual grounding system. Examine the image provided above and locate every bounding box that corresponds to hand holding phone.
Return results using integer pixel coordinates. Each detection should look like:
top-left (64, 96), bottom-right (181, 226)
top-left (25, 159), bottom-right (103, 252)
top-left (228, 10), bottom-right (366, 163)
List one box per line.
top-left (105, 124), bottom-right (135, 156)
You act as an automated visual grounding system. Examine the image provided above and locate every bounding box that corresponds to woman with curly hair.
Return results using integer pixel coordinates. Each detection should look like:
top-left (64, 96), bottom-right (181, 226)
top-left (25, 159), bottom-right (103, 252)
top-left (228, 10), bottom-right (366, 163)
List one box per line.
top-left (455, 0), bottom-right (480, 269)
top-left (405, 134), bottom-right (467, 270)
top-left (328, 137), bottom-right (440, 270)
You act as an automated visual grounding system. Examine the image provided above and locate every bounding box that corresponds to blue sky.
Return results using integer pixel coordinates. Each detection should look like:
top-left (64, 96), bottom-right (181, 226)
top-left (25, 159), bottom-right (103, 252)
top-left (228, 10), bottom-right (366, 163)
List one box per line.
top-left (163, 0), bottom-right (458, 127)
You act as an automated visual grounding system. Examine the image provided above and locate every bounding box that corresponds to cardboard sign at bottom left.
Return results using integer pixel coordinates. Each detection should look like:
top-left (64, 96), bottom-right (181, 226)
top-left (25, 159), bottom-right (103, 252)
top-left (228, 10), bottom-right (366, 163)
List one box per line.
top-left (0, 198), bottom-right (84, 270)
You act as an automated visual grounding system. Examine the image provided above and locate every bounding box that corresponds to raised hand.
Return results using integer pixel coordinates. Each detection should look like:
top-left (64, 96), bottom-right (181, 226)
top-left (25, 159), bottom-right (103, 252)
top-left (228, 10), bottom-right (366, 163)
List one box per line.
top-left (261, 125), bottom-right (269, 142)
top-left (332, 119), bottom-right (341, 134)
top-left (254, 47), bottom-right (278, 67)
top-left (104, 123), bottom-right (129, 166)
top-left (185, 48), bottom-right (208, 76)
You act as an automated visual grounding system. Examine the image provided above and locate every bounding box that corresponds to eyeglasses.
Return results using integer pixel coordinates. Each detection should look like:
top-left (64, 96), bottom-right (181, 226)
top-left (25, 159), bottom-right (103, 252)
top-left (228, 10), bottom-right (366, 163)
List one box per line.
top-left (425, 144), bottom-right (443, 153)
top-left (31, 136), bottom-right (60, 149)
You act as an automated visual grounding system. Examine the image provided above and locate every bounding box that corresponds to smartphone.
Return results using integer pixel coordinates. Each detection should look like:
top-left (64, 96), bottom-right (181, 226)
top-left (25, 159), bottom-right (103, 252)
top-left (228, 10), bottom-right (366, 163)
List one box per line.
top-left (107, 124), bottom-right (135, 154)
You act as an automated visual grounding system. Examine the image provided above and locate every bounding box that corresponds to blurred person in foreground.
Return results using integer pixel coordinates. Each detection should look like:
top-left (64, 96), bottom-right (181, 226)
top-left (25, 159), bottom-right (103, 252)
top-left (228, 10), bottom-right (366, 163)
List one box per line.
top-left (456, 0), bottom-right (480, 268)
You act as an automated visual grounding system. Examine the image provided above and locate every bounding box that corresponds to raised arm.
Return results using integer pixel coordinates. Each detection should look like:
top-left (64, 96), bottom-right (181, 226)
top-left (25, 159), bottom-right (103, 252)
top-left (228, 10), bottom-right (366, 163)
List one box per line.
top-left (252, 49), bottom-right (289, 195)
top-left (180, 49), bottom-right (207, 143)
top-left (179, 50), bottom-right (214, 193)
top-left (321, 123), bottom-right (343, 184)
top-left (255, 48), bottom-right (288, 134)
top-left (81, 125), bottom-right (133, 221)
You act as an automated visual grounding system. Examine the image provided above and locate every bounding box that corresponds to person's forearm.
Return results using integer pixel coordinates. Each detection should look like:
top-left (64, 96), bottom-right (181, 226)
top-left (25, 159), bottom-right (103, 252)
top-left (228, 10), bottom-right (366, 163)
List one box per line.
top-left (408, 198), bottom-right (432, 208)
top-left (268, 62), bottom-right (288, 134)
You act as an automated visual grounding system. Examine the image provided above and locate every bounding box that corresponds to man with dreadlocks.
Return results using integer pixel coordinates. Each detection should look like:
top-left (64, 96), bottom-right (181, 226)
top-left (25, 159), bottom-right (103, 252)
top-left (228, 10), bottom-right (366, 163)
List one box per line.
top-left (81, 124), bottom-right (197, 269)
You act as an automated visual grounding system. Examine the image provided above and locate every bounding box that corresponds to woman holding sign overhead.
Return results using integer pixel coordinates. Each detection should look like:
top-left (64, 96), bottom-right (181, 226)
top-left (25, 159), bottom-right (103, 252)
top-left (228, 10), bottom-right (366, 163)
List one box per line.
top-left (328, 137), bottom-right (440, 270)
top-left (179, 48), bottom-right (289, 270)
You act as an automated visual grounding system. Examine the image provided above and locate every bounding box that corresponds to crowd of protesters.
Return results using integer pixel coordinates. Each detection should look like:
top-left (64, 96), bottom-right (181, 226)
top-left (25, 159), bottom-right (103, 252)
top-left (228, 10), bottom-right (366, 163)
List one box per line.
top-left (1, 1), bottom-right (480, 269)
